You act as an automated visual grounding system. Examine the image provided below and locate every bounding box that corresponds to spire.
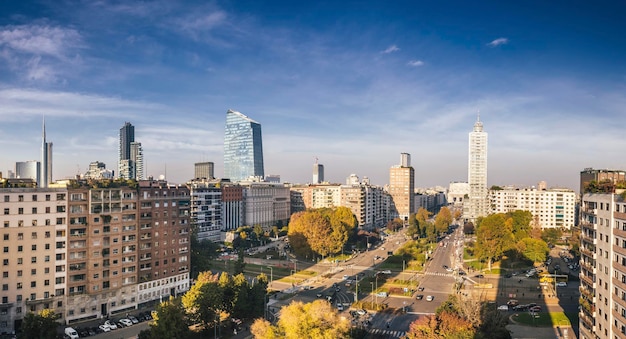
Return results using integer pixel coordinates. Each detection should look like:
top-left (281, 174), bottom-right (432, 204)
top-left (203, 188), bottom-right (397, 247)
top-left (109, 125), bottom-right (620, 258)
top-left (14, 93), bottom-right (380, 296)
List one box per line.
top-left (476, 109), bottom-right (480, 123)
top-left (42, 114), bottom-right (46, 142)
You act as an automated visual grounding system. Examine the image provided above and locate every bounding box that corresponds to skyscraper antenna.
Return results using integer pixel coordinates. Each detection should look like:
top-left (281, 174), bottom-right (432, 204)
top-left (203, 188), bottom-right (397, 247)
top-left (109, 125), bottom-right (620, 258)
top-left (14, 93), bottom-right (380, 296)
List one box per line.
top-left (477, 109), bottom-right (480, 122)
top-left (314, 156), bottom-right (318, 164)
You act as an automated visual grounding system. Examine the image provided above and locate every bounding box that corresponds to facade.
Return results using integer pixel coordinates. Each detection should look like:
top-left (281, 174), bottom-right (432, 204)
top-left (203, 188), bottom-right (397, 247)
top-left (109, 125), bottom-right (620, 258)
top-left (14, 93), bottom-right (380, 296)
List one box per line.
top-left (466, 115), bottom-right (489, 222)
top-left (188, 179), bottom-right (223, 242)
top-left (130, 142), bottom-right (144, 180)
top-left (490, 186), bottom-right (576, 229)
top-left (580, 168), bottom-right (626, 196)
top-left (448, 182), bottom-right (469, 208)
top-left (221, 184), bottom-right (244, 232)
top-left (118, 122), bottom-right (135, 179)
top-left (0, 180), bottom-right (191, 332)
top-left (84, 161), bottom-right (114, 180)
top-left (389, 153), bottom-right (415, 221)
top-left (240, 182), bottom-right (290, 230)
top-left (579, 191), bottom-right (626, 338)
top-left (313, 162), bottom-right (324, 184)
top-left (15, 161), bottom-right (40, 184)
top-left (223, 110), bottom-right (265, 182)
top-left (194, 162), bottom-right (214, 180)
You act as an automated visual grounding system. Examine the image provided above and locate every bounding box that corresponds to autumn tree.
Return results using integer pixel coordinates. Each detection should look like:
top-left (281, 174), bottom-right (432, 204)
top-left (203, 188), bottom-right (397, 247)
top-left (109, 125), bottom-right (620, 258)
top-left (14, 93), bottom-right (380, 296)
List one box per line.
top-left (506, 210), bottom-right (533, 241)
top-left (182, 272), bottom-right (223, 330)
top-left (475, 214), bottom-right (515, 271)
top-left (407, 213), bottom-right (420, 239)
top-left (517, 238), bottom-right (549, 263)
top-left (541, 228), bottom-right (562, 246)
top-left (139, 297), bottom-right (191, 339)
top-left (415, 207), bottom-right (432, 224)
top-left (287, 207), bottom-right (356, 258)
top-left (18, 309), bottom-right (59, 339)
top-left (251, 300), bottom-right (350, 339)
top-left (434, 206), bottom-right (453, 234)
top-left (386, 218), bottom-right (403, 232)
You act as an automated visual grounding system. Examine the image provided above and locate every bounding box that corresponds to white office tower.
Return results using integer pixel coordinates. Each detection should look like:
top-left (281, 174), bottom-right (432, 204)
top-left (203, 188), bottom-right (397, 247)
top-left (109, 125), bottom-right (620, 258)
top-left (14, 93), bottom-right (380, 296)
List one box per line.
top-left (466, 115), bottom-right (489, 222)
top-left (131, 142), bottom-right (144, 180)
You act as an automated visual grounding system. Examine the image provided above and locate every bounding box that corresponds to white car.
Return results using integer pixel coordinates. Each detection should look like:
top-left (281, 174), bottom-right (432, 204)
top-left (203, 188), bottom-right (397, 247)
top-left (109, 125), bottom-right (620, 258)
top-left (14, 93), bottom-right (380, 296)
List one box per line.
top-left (119, 318), bottom-right (133, 327)
top-left (556, 282), bottom-right (567, 287)
top-left (426, 295), bottom-right (434, 302)
top-left (99, 324), bottom-right (111, 332)
top-left (104, 320), bottom-right (118, 330)
top-left (497, 305), bottom-right (509, 311)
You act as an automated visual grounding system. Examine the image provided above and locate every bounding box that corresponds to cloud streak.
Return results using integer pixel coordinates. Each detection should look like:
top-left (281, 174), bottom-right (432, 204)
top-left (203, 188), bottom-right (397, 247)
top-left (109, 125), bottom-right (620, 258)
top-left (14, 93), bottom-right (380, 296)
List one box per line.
top-left (381, 45), bottom-right (399, 54)
top-left (488, 37), bottom-right (508, 47)
top-left (407, 60), bottom-right (424, 67)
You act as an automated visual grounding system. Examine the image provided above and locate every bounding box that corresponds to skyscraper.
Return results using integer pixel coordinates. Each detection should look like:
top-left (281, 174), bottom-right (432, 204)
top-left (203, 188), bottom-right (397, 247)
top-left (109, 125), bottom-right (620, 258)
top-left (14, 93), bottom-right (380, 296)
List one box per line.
top-left (41, 117), bottom-right (52, 187)
top-left (119, 122), bottom-right (135, 179)
top-left (466, 114), bottom-right (489, 222)
top-left (389, 152), bottom-right (415, 221)
top-left (223, 109), bottom-right (264, 182)
top-left (131, 141), bottom-right (144, 180)
top-left (313, 158), bottom-right (324, 184)
top-left (194, 162), bottom-right (214, 179)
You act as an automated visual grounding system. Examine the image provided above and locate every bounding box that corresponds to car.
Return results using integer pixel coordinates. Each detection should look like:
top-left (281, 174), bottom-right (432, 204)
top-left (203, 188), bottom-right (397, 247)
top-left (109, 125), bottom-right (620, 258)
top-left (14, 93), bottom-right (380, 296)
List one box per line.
top-left (497, 305), bottom-right (509, 311)
top-left (104, 320), bottom-right (117, 330)
top-left (474, 274), bottom-right (484, 278)
top-left (381, 270), bottom-right (391, 275)
top-left (529, 306), bottom-right (542, 312)
top-left (504, 273), bottom-right (512, 278)
top-left (316, 293), bottom-right (323, 298)
top-left (417, 287), bottom-right (425, 292)
top-left (342, 275), bottom-right (349, 280)
top-left (507, 299), bottom-right (519, 307)
top-left (356, 309), bottom-right (367, 316)
top-left (337, 304), bottom-right (344, 311)
top-left (426, 295), bottom-right (434, 302)
top-left (128, 315), bottom-right (139, 324)
top-left (64, 327), bottom-right (79, 339)
top-left (442, 265), bottom-right (448, 269)
top-left (98, 324), bottom-right (111, 332)
top-left (556, 282), bottom-right (567, 287)
top-left (119, 318), bottom-right (133, 327)
top-left (446, 267), bottom-right (453, 272)
top-left (416, 294), bottom-right (424, 300)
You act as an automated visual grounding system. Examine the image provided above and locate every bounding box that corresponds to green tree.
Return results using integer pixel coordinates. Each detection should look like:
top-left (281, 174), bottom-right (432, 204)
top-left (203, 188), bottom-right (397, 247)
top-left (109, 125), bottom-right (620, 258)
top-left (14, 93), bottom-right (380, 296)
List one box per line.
top-left (407, 213), bottom-right (419, 239)
top-left (182, 272), bottom-right (223, 330)
top-left (18, 309), bottom-right (59, 339)
top-left (517, 238), bottom-right (549, 263)
top-left (416, 207), bottom-right (432, 224)
top-left (251, 300), bottom-right (350, 339)
top-left (475, 214), bottom-right (515, 271)
top-left (506, 210), bottom-right (533, 241)
top-left (231, 274), bottom-right (251, 319)
top-left (233, 248), bottom-right (246, 275)
top-left (249, 274), bottom-right (269, 318)
top-left (541, 228), bottom-right (562, 246)
top-left (190, 234), bottom-right (219, 278)
top-left (140, 297), bottom-right (191, 339)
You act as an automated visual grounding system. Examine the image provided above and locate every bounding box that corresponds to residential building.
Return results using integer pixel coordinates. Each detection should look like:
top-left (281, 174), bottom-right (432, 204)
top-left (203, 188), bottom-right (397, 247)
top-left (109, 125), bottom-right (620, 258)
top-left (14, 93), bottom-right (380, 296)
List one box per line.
top-left (83, 161), bottom-right (114, 180)
top-left (240, 182), bottom-right (290, 230)
top-left (579, 189), bottom-right (626, 338)
top-left (580, 168), bottom-right (626, 196)
top-left (194, 162), bottom-right (214, 180)
top-left (389, 153), bottom-right (415, 221)
top-left (223, 110), bottom-right (264, 182)
top-left (490, 185), bottom-right (576, 229)
top-left (130, 142), bottom-right (144, 180)
top-left (187, 179), bottom-right (223, 242)
top-left (221, 183), bottom-right (244, 232)
top-left (466, 115), bottom-right (489, 222)
top-left (118, 122), bottom-right (135, 179)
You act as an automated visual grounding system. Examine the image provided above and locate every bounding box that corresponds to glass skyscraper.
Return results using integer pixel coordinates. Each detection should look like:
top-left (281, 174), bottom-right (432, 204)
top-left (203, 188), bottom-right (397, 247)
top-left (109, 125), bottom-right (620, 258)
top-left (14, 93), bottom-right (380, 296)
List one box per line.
top-left (224, 109), bottom-right (264, 182)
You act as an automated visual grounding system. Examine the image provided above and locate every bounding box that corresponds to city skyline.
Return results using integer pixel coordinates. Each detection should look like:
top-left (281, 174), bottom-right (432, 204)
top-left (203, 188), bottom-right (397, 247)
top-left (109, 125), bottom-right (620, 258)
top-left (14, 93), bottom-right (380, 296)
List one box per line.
top-left (1, 1), bottom-right (626, 190)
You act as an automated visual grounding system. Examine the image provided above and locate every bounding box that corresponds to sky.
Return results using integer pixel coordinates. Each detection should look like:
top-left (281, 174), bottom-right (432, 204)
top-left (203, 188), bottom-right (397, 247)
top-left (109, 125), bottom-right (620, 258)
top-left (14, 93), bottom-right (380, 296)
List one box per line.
top-left (1, 0), bottom-right (625, 191)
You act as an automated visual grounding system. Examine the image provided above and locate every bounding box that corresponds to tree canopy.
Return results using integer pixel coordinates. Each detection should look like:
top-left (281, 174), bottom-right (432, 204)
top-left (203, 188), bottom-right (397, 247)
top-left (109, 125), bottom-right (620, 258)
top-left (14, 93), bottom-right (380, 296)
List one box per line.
top-left (434, 206), bottom-right (453, 234)
top-left (475, 214), bottom-right (515, 271)
top-left (139, 297), bottom-right (191, 339)
top-left (517, 238), bottom-right (549, 263)
top-left (287, 207), bottom-right (356, 257)
top-left (18, 309), bottom-right (59, 339)
top-left (251, 300), bottom-right (350, 339)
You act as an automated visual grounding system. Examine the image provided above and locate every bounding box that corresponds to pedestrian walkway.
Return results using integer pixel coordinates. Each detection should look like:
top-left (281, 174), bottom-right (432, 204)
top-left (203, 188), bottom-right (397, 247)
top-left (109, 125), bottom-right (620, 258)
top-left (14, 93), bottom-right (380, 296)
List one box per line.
top-left (366, 328), bottom-right (406, 338)
top-left (423, 272), bottom-right (453, 278)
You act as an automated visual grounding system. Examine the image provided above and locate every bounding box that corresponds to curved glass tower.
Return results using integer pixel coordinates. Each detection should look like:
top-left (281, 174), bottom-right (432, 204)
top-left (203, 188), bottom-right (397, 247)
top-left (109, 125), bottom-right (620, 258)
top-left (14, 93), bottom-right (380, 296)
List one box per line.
top-left (224, 109), bottom-right (264, 182)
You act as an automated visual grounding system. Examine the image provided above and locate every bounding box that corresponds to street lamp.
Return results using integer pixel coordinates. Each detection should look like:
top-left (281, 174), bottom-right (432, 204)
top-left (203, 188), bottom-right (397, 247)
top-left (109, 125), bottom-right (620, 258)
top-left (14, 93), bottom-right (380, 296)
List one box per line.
top-left (267, 266), bottom-right (273, 287)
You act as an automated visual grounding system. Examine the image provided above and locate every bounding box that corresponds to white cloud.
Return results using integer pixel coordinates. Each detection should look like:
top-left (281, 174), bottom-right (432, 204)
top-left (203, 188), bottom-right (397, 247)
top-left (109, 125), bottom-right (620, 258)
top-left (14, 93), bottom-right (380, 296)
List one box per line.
top-left (488, 37), bottom-right (509, 47)
top-left (381, 45), bottom-right (400, 54)
top-left (407, 60), bottom-right (424, 67)
top-left (0, 25), bottom-right (82, 59)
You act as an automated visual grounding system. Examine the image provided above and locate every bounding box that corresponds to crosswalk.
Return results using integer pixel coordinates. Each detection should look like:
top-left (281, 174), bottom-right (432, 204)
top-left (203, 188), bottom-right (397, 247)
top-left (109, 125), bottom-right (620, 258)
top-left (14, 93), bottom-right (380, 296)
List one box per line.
top-left (367, 328), bottom-right (406, 338)
top-left (424, 271), bottom-right (453, 277)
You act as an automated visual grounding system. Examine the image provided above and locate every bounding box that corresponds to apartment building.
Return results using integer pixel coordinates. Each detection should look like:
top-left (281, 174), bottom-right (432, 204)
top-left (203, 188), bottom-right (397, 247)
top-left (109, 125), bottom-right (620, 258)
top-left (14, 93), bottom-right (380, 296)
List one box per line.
top-left (0, 180), bottom-right (191, 332)
top-left (0, 188), bottom-right (68, 333)
top-left (490, 186), bottom-right (576, 229)
top-left (240, 182), bottom-right (290, 230)
top-left (579, 191), bottom-right (626, 338)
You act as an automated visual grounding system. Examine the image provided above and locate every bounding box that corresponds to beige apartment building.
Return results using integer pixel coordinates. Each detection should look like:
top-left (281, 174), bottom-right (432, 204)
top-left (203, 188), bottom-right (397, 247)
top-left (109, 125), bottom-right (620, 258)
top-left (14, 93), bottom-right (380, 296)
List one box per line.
top-left (579, 191), bottom-right (626, 338)
top-left (389, 153), bottom-right (415, 222)
top-left (0, 179), bottom-right (190, 332)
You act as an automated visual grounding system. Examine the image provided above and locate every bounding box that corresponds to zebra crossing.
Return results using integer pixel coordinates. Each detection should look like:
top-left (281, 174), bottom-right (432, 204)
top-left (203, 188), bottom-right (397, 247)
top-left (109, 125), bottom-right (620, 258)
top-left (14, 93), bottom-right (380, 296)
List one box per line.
top-left (367, 328), bottom-right (406, 338)
top-left (424, 271), bottom-right (453, 277)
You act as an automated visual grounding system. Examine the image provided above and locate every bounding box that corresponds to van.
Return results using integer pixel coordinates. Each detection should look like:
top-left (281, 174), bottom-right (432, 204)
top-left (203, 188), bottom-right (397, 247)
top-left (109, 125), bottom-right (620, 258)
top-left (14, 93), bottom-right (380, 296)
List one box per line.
top-left (65, 327), bottom-right (79, 339)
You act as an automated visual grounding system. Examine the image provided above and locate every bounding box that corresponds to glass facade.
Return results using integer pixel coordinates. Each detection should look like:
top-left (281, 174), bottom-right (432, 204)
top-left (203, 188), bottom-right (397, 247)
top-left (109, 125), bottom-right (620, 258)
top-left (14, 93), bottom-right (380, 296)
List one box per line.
top-left (224, 110), bottom-right (264, 182)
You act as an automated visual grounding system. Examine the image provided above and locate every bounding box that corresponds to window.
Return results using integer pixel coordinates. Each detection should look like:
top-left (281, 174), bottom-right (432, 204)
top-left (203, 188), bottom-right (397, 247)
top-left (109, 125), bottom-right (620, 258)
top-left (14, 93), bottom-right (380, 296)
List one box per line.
top-left (45, 194), bottom-right (50, 201)
top-left (17, 246), bottom-right (22, 252)
top-left (18, 208), bottom-right (23, 214)
top-left (45, 231), bottom-right (50, 238)
top-left (31, 257), bottom-right (36, 263)
top-left (3, 208), bottom-right (8, 215)
top-left (2, 259), bottom-right (7, 266)
top-left (45, 207), bottom-right (50, 214)
top-left (17, 270), bottom-right (22, 277)
top-left (17, 258), bottom-right (22, 264)
top-left (2, 284), bottom-right (7, 290)
top-left (3, 234), bottom-right (8, 241)
top-left (32, 195), bottom-right (37, 201)
top-left (16, 282), bottom-right (22, 289)
top-left (3, 221), bottom-right (7, 228)
top-left (32, 207), bottom-right (37, 214)
top-left (32, 245), bottom-right (36, 251)
top-left (2, 247), bottom-right (7, 253)
top-left (2, 272), bottom-right (7, 278)
top-left (31, 232), bottom-right (37, 239)
top-left (18, 195), bottom-right (24, 202)
top-left (3, 195), bottom-right (8, 202)
top-left (30, 281), bottom-right (36, 288)
top-left (31, 269), bottom-right (36, 275)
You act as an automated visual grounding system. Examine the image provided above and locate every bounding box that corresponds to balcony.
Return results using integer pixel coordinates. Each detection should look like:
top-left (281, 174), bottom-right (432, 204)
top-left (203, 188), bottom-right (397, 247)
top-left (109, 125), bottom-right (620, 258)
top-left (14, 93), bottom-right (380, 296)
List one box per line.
top-left (580, 273), bottom-right (595, 288)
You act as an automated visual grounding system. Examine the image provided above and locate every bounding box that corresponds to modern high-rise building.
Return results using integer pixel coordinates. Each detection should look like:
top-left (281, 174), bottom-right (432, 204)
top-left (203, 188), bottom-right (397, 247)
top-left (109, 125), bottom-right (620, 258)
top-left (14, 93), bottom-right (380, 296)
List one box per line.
top-left (389, 153), bottom-right (415, 222)
top-left (15, 160), bottom-right (40, 183)
top-left (130, 142), bottom-right (144, 180)
top-left (41, 117), bottom-right (52, 188)
top-left (118, 122), bottom-right (135, 179)
top-left (223, 110), bottom-right (264, 182)
top-left (313, 159), bottom-right (324, 184)
top-left (465, 115), bottom-right (489, 222)
top-left (194, 162), bottom-right (214, 180)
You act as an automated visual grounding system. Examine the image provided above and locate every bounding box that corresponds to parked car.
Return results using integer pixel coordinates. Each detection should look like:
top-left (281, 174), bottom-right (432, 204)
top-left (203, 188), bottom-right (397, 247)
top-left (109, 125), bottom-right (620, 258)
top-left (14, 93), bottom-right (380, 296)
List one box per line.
top-left (556, 282), bottom-right (567, 287)
top-left (337, 304), bottom-right (344, 311)
top-left (356, 309), bottom-right (367, 316)
top-left (98, 324), bottom-right (111, 332)
top-left (417, 287), bottom-right (425, 292)
top-left (507, 299), bottom-right (519, 307)
top-left (426, 295), bottom-right (434, 302)
top-left (316, 293), bottom-right (323, 298)
top-left (416, 294), bottom-right (424, 300)
top-left (474, 274), bottom-right (485, 278)
top-left (497, 305), bottom-right (509, 311)
top-left (119, 318), bottom-right (133, 327)
top-left (104, 320), bottom-right (117, 330)
top-left (128, 315), bottom-right (139, 324)
top-left (529, 306), bottom-right (542, 312)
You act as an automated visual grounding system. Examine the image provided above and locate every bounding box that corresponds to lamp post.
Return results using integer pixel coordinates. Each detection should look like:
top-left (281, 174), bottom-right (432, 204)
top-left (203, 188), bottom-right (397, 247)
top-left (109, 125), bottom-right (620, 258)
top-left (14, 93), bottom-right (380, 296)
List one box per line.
top-left (268, 266), bottom-right (273, 287)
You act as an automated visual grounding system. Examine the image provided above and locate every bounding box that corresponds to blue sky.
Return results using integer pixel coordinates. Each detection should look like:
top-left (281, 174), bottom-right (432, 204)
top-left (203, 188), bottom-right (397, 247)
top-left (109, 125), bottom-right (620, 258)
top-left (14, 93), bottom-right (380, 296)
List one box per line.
top-left (1, 1), bottom-right (625, 191)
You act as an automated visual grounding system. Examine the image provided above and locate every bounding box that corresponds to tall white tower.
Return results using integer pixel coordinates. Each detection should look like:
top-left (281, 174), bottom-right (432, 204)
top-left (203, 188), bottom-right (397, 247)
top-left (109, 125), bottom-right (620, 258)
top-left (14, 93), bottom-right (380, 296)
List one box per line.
top-left (41, 116), bottom-right (52, 187)
top-left (466, 114), bottom-right (488, 222)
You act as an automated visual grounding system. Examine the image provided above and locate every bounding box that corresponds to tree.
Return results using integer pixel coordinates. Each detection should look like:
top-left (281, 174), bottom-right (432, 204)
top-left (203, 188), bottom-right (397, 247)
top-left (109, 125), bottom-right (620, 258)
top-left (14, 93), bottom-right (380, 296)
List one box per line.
top-left (541, 228), bottom-right (562, 246)
top-left (407, 213), bottom-right (419, 239)
top-left (140, 297), bottom-right (191, 339)
top-left (475, 214), bottom-right (515, 271)
top-left (251, 300), bottom-right (350, 339)
top-left (287, 208), bottom-right (356, 258)
top-left (416, 207), bottom-right (432, 224)
top-left (506, 210), bottom-right (533, 241)
top-left (517, 238), bottom-right (549, 263)
top-left (386, 218), bottom-right (403, 232)
top-left (182, 272), bottom-right (223, 330)
top-left (233, 248), bottom-right (246, 275)
top-left (18, 309), bottom-right (59, 339)
top-left (434, 206), bottom-right (453, 234)
top-left (190, 234), bottom-right (219, 278)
